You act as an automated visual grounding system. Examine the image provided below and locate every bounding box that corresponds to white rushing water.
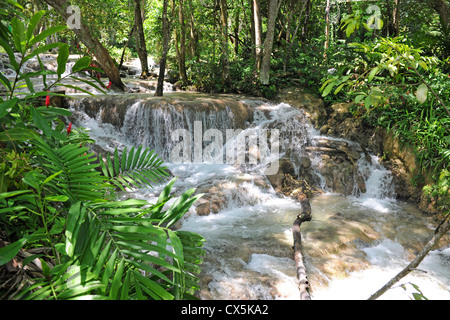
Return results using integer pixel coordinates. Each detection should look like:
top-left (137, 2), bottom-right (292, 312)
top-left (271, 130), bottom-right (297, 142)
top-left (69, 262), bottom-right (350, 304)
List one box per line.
top-left (68, 94), bottom-right (450, 300)
top-left (312, 241), bottom-right (450, 300)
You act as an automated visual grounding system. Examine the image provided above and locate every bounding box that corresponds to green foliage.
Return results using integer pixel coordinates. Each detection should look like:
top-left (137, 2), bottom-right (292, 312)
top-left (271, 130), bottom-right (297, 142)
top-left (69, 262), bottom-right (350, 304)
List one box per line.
top-left (5, 179), bottom-right (204, 300)
top-left (0, 9), bottom-right (205, 300)
top-left (0, 149), bottom-right (32, 192)
top-left (423, 169), bottom-right (450, 215)
top-left (319, 15), bottom-right (449, 215)
top-left (400, 282), bottom-right (429, 300)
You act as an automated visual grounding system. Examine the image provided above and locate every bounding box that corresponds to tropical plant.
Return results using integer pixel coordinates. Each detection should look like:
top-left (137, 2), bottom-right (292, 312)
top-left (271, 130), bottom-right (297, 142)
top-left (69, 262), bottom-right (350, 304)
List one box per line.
top-left (319, 14), bottom-right (450, 216)
top-left (0, 7), bottom-right (205, 300)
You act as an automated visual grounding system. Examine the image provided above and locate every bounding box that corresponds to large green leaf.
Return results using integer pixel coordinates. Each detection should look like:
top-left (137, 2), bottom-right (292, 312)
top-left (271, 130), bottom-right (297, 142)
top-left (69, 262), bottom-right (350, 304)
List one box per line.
top-left (0, 72), bottom-right (11, 91)
top-left (322, 82), bottom-right (336, 97)
top-left (26, 11), bottom-right (45, 42)
top-left (10, 17), bottom-right (26, 53)
top-left (32, 138), bottom-right (103, 202)
top-left (22, 42), bottom-right (64, 64)
top-left (71, 56), bottom-right (91, 73)
top-left (28, 25), bottom-right (67, 48)
top-left (0, 238), bottom-right (28, 266)
top-left (56, 43), bottom-right (69, 77)
top-left (0, 37), bottom-right (19, 71)
top-left (368, 66), bottom-right (379, 83)
top-left (30, 107), bottom-right (53, 137)
top-left (0, 127), bottom-right (38, 141)
top-left (416, 83), bottom-right (428, 104)
top-left (0, 98), bottom-right (18, 118)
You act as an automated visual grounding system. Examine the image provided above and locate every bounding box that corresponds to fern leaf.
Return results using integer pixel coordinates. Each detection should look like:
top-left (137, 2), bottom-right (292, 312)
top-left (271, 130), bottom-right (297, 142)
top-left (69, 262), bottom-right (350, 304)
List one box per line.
top-left (132, 145), bottom-right (143, 170)
top-left (121, 147), bottom-right (127, 173)
top-left (126, 146), bottom-right (135, 171)
top-left (113, 149), bottom-right (120, 176)
top-left (99, 146), bottom-right (169, 190)
top-left (33, 137), bottom-right (104, 201)
top-left (16, 160), bottom-right (203, 300)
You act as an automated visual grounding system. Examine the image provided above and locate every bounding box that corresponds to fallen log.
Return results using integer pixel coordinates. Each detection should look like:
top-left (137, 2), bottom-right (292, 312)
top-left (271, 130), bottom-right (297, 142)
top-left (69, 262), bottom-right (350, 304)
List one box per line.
top-left (305, 146), bottom-right (341, 153)
top-left (292, 192), bottom-right (312, 300)
top-left (368, 214), bottom-right (450, 300)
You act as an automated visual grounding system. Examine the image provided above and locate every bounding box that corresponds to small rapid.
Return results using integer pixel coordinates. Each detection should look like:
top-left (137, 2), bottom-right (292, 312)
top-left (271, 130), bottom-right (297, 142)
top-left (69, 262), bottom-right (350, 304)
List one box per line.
top-left (67, 93), bottom-right (449, 300)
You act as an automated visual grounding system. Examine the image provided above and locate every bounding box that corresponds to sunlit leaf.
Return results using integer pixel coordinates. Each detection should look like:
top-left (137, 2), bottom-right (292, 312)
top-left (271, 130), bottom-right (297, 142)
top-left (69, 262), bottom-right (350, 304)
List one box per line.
top-left (416, 83), bottom-right (428, 104)
top-left (57, 43), bottom-right (69, 77)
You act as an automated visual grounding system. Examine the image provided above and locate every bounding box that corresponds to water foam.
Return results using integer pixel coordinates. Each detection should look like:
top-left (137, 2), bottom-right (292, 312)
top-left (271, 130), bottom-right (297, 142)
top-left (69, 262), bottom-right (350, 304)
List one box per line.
top-left (312, 240), bottom-right (450, 300)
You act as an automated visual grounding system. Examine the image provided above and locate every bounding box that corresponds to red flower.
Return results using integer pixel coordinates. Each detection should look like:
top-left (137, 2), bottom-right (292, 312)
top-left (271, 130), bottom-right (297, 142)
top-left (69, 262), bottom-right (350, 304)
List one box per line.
top-left (45, 93), bottom-right (50, 107)
top-left (97, 74), bottom-right (101, 80)
top-left (67, 123), bottom-right (72, 135)
top-left (107, 81), bottom-right (112, 89)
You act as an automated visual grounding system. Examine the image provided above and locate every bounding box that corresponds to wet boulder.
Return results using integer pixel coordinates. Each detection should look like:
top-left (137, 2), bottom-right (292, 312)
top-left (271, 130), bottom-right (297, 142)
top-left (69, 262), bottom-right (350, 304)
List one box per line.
top-left (276, 86), bottom-right (327, 126)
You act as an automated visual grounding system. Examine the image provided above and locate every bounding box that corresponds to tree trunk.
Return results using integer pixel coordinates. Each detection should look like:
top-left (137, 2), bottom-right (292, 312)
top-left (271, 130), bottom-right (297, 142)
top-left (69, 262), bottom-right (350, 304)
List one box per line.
top-left (134, 0), bottom-right (149, 77)
top-left (300, 0), bottom-right (311, 42)
top-left (155, 0), bottom-right (171, 96)
top-left (384, 0), bottom-right (400, 37)
top-left (187, 0), bottom-right (199, 61)
top-left (385, 0), bottom-right (393, 37)
top-left (392, 0), bottom-right (400, 36)
top-left (219, 0), bottom-right (230, 87)
top-left (177, 0), bottom-right (188, 86)
top-left (252, 0), bottom-right (263, 71)
top-left (368, 215), bottom-right (450, 300)
top-left (283, 1), bottom-right (294, 73)
top-left (292, 192), bottom-right (312, 300)
top-left (324, 0), bottom-right (331, 58)
top-left (432, 0), bottom-right (450, 34)
top-left (119, 24), bottom-right (136, 71)
top-left (44, 0), bottom-right (125, 91)
top-left (233, 4), bottom-right (240, 55)
top-left (250, 0), bottom-right (255, 57)
top-left (259, 0), bottom-right (279, 85)
top-left (283, 0), bottom-right (307, 72)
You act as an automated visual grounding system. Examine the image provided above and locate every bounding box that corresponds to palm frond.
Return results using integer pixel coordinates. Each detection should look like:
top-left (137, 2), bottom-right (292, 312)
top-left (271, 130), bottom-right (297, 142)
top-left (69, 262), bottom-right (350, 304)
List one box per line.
top-left (17, 181), bottom-right (205, 300)
top-left (32, 137), bottom-right (104, 202)
top-left (99, 146), bottom-right (170, 191)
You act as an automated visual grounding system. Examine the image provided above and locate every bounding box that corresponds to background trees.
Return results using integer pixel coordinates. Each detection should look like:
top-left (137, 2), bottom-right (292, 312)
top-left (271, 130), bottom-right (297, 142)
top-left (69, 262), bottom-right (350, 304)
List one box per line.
top-left (11, 0), bottom-right (449, 95)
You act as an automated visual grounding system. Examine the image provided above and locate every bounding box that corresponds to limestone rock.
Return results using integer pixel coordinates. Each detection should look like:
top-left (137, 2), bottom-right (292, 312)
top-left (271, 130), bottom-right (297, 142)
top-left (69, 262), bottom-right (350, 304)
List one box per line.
top-left (276, 87), bottom-right (327, 126)
top-left (329, 102), bottom-right (351, 123)
top-left (266, 158), bottom-right (296, 192)
top-left (195, 198), bottom-right (211, 216)
top-left (317, 153), bottom-right (358, 195)
top-left (299, 156), bottom-right (311, 169)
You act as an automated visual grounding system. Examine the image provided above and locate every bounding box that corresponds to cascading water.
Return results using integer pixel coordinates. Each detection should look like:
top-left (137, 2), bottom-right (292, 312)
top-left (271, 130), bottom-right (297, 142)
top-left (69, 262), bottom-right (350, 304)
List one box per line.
top-left (68, 93), bottom-right (449, 300)
top-left (352, 154), bottom-right (397, 213)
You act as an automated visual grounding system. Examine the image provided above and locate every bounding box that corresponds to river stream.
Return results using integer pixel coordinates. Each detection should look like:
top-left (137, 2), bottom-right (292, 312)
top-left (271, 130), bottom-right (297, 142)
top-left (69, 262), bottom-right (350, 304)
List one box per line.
top-left (67, 92), bottom-right (450, 300)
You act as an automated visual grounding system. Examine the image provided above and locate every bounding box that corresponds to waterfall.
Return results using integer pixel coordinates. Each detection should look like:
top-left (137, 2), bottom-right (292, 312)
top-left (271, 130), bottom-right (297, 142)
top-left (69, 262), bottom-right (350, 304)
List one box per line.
top-left (120, 100), bottom-right (237, 161)
top-left (67, 93), bottom-right (450, 300)
top-left (356, 155), bottom-right (396, 200)
top-left (357, 155), bottom-right (396, 212)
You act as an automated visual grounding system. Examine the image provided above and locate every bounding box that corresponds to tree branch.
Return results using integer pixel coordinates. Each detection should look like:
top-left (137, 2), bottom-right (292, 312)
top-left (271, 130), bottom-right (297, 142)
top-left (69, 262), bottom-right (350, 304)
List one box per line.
top-left (368, 214), bottom-right (450, 300)
top-left (292, 192), bottom-right (312, 300)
